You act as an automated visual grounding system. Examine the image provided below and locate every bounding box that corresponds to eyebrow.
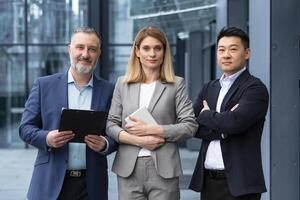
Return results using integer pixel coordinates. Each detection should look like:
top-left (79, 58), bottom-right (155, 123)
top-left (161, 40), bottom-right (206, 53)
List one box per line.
top-left (141, 44), bottom-right (163, 47)
top-left (74, 43), bottom-right (99, 48)
top-left (218, 44), bottom-right (239, 48)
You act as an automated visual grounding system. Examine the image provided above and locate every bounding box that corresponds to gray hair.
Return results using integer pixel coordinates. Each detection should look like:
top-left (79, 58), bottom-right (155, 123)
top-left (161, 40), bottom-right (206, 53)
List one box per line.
top-left (71, 26), bottom-right (101, 47)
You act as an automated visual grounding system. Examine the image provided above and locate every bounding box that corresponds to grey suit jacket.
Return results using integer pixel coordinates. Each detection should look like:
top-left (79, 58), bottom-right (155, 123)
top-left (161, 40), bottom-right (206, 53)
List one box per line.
top-left (106, 76), bottom-right (198, 178)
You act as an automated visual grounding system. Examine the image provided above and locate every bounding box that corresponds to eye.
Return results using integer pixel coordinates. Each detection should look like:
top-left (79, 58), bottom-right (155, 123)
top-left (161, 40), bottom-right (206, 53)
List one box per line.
top-left (89, 48), bottom-right (97, 53)
top-left (218, 48), bottom-right (225, 52)
top-left (76, 46), bottom-right (84, 50)
top-left (142, 46), bottom-right (150, 51)
top-left (230, 48), bottom-right (237, 52)
top-left (154, 46), bottom-right (162, 52)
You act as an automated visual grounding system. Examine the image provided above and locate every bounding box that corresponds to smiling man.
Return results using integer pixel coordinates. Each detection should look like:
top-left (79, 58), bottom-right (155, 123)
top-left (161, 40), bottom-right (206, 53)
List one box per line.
top-left (19, 27), bottom-right (117, 200)
top-left (189, 27), bottom-right (269, 200)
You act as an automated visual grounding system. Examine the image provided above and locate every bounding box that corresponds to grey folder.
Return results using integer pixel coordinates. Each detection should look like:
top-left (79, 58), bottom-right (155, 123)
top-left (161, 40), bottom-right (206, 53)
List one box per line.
top-left (125, 106), bottom-right (157, 125)
top-left (59, 108), bottom-right (108, 143)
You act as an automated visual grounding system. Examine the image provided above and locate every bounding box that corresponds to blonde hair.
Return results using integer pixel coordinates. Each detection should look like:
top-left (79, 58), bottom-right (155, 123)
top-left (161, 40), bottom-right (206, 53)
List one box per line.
top-left (124, 26), bottom-right (175, 83)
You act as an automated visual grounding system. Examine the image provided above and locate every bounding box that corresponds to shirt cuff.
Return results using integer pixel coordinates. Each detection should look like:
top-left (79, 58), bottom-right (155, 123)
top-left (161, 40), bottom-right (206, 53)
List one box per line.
top-left (46, 136), bottom-right (53, 151)
top-left (98, 137), bottom-right (109, 155)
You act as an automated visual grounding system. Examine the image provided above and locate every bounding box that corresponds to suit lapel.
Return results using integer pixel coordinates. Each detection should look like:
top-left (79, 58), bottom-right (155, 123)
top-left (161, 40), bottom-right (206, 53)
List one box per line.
top-left (148, 80), bottom-right (166, 113)
top-left (129, 82), bottom-right (140, 112)
top-left (91, 76), bottom-right (103, 110)
top-left (56, 71), bottom-right (68, 110)
top-left (209, 81), bottom-right (221, 110)
top-left (54, 71), bottom-right (68, 157)
top-left (221, 70), bottom-right (250, 111)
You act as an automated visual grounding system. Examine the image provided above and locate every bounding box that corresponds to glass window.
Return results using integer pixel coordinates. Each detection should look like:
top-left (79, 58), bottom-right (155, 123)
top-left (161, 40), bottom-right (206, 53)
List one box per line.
top-left (108, 46), bottom-right (131, 81)
top-left (0, 46), bottom-right (25, 147)
top-left (108, 0), bottom-right (216, 83)
top-left (0, 0), bottom-right (25, 44)
top-left (109, 0), bottom-right (133, 44)
top-left (108, 0), bottom-right (133, 82)
top-left (28, 46), bottom-right (70, 87)
top-left (28, 0), bottom-right (88, 43)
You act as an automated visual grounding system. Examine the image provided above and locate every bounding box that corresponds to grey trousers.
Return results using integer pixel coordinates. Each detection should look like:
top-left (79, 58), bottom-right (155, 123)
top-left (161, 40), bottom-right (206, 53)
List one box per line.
top-left (117, 157), bottom-right (180, 200)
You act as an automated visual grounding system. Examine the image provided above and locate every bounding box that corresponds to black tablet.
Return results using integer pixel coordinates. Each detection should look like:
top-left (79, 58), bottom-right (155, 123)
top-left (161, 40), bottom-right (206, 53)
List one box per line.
top-left (59, 109), bottom-right (108, 143)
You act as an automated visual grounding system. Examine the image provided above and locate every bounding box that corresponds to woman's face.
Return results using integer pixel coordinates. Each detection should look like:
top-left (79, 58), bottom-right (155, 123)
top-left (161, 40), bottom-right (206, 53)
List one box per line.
top-left (135, 36), bottom-right (164, 71)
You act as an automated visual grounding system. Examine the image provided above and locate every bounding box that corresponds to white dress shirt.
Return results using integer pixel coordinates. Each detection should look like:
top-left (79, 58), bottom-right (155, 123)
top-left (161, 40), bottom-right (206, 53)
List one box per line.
top-left (204, 67), bottom-right (246, 170)
top-left (137, 81), bottom-right (156, 157)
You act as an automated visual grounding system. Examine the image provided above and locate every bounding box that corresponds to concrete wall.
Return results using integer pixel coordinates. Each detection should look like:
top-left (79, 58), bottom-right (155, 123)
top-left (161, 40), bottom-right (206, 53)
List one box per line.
top-left (270, 0), bottom-right (300, 199)
top-left (249, 1), bottom-right (271, 199)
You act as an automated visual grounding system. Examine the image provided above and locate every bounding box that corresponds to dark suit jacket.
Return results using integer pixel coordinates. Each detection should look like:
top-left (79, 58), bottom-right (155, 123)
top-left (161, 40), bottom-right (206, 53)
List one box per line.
top-left (189, 70), bottom-right (269, 196)
top-left (19, 71), bottom-right (117, 200)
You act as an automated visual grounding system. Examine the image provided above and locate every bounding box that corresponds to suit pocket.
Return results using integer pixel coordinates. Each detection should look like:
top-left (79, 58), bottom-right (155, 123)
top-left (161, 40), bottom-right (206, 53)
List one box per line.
top-left (34, 153), bottom-right (50, 166)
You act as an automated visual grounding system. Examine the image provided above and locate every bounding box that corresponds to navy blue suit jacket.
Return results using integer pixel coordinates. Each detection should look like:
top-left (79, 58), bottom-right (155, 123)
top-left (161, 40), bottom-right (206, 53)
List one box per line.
top-left (189, 70), bottom-right (269, 196)
top-left (19, 71), bottom-right (117, 200)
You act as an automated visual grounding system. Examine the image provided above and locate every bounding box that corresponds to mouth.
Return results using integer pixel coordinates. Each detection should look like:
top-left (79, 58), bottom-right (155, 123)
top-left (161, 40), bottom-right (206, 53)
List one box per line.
top-left (79, 59), bottom-right (92, 65)
top-left (147, 60), bottom-right (157, 63)
top-left (222, 62), bottom-right (232, 65)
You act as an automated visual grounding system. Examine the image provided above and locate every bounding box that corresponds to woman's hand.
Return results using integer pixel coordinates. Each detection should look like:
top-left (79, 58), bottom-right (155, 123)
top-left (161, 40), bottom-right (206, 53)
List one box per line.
top-left (119, 130), bottom-right (165, 150)
top-left (125, 115), bottom-right (147, 135)
top-left (125, 115), bottom-right (164, 138)
top-left (137, 135), bottom-right (165, 150)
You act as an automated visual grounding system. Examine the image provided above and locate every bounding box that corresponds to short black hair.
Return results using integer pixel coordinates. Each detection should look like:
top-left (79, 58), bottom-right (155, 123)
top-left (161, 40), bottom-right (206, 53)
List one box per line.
top-left (217, 27), bottom-right (249, 48)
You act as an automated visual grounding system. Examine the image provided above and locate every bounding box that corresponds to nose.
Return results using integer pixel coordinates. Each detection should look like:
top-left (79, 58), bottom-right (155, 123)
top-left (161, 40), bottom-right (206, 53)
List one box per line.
top-left (81, 48), bottom-right (89, 58)
top-left (223, 49), bottom-right (231, 58)
top-left (149, 49), bottom-right (155, 57)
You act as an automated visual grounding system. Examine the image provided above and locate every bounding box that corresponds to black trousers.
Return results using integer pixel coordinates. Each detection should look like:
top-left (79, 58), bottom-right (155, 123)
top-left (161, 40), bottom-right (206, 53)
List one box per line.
top-left (58, 171), bottom-right (88, 200)
top-left (201, 170), bottom-right (261, 200)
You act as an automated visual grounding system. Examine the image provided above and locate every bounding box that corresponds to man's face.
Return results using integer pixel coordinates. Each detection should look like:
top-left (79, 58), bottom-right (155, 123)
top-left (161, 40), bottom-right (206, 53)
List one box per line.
top-left (68, 32), bottom-right (101, 75)
top-left (217, 36), bottom-right (250, 76)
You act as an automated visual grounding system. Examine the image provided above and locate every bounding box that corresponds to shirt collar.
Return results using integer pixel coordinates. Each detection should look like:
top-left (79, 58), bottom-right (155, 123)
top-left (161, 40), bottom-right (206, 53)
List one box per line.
top-left (68, 68), bottom-right (93, 88)
top-left (220, 67), bottom-right (246, 87)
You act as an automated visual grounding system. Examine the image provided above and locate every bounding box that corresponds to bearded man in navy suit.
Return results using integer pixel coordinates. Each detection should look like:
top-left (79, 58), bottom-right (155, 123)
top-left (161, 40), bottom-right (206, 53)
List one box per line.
top-left (19, 27), bottom-right (117, 200)
top-left (189, 27), bottom-right (269, 200)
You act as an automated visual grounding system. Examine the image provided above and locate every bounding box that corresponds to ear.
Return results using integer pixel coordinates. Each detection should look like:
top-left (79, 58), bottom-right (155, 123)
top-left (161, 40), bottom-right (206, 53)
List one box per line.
top-left (135, 46), bottom-right (140, 58)
top-left (98, 49), bottom-right (101, 57)
top-left (245, 48), bottom-right (251, 60)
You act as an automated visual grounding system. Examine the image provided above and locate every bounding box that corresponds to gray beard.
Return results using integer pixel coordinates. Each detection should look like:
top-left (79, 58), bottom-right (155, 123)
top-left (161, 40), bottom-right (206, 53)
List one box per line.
top-left (71, 61), bottom-right (96, 75)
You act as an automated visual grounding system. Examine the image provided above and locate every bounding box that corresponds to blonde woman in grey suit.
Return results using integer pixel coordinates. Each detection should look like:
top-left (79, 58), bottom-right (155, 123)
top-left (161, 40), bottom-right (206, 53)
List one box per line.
top-left (106, 26), bottom-right (198, 200)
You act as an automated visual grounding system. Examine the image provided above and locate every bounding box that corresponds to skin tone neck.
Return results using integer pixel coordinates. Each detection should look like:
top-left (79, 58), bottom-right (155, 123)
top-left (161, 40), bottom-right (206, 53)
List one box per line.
top-left (142, 66), bottom-right (160, 83)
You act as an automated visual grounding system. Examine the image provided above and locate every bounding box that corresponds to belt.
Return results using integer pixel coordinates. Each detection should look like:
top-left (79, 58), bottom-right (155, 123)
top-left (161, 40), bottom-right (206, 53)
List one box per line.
top-left (205, 169), bottom-right (226, 179)
top-left (66, 170), bottom-right (86, 178)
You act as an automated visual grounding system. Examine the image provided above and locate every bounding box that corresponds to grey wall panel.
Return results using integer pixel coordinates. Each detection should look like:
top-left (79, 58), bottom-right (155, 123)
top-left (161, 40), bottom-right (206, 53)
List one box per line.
top-left (227, 0), bottom-right (248, 31)
top-left (185, 31), bottom-right (204, 151)
top-left (249, 1), bottom-right (271, 200)
top-left (202, 47), bottom-right (212, 83)
top-left (186, 31), bottom-right (204, 101)
top-left (270, 0), bottom-right (300, 199)
top-left (216, 0), bottom-right (227, 32)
